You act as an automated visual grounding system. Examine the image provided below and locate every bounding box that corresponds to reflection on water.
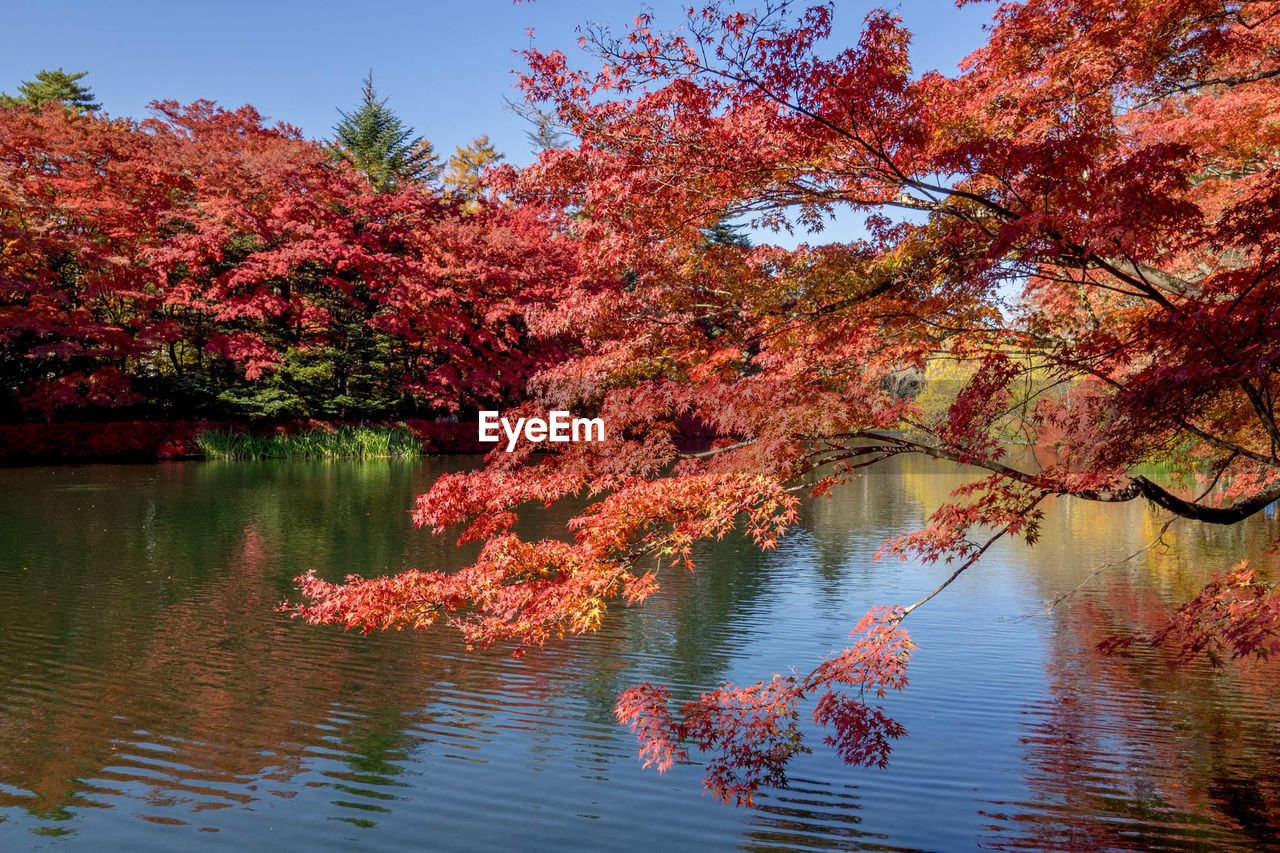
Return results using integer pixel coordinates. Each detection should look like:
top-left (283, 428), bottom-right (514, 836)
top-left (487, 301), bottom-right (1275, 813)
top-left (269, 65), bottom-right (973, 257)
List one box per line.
top-left (0, 456), bottom-right (1276, 850)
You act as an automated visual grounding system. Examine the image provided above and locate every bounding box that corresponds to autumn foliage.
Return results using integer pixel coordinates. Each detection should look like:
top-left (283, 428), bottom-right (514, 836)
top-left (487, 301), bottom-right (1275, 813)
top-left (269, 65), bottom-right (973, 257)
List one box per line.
top-left (0, 0), bottom-right (1255, 806)
top-left (1098, 563), bottom-right (1280, 664)
top-left (0, 100), bottom-right (575, 421)
top-left (614, 606), bottom-right (912, 805)
top-left (287, 0), bottom-right (1280, 803)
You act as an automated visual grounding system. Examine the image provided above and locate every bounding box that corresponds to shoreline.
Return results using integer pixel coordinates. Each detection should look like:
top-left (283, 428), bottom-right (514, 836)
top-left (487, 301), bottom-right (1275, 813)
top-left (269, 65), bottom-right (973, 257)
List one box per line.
top-left (0, 419), bottom-right (486, 466)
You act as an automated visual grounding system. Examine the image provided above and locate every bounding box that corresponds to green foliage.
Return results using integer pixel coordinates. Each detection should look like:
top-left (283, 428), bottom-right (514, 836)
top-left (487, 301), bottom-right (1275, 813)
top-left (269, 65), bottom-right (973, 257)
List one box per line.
top-left (194, 425), bottom-right (422, 460)
top-left (214, 386), bottom-right (308, 421)
top-left (0, 69), bottom-right (99, 112)
top-left (332, 73), bottom-right (440, 190)
top-left (700, 217), bottom-right (752, 249)
top-left (260, 344), bottom-right (401, 420)
top-left (142, 341), bottom-right (406, 422)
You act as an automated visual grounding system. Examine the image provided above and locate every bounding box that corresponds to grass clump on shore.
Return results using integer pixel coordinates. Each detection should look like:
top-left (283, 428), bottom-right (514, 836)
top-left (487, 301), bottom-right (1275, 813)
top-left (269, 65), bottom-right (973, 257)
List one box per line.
top-left (195, 425), bottom-right (422, 460)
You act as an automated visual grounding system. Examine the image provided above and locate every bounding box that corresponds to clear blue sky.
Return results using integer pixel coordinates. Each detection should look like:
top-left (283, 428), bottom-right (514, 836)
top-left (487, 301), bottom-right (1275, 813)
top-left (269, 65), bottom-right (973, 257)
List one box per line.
top-left (3, 1), bottom-right (995, 164)
top-left (3, 1), bottom-right (995, 242)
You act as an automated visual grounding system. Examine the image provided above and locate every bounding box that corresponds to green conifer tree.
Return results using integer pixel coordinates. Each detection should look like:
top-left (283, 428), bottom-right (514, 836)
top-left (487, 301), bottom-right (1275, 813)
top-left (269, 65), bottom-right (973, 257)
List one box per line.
top-left (701, 216), bottom-right (752, 248)
top-left (331, 73), bottom-right (440, 190)
top-left (1, 68), bottom-right (100, 112)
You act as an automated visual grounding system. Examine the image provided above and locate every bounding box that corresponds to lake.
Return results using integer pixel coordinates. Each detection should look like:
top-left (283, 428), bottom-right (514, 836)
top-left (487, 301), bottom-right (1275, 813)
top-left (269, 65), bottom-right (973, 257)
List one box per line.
top-left (0, 456), bottom-right (1277, 850)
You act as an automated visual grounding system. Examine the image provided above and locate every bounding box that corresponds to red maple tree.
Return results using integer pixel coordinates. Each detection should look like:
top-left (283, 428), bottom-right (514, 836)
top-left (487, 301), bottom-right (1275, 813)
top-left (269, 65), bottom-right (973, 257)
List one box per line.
top-left (291, 0), bottom-right (1280, 804)
top-left (0, 100), bottom-right (572, 419)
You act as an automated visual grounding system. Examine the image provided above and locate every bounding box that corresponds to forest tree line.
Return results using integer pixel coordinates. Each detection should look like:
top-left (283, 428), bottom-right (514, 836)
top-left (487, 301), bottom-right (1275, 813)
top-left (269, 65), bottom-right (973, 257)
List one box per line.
top-left (0, 69), bottom-right (570, 423)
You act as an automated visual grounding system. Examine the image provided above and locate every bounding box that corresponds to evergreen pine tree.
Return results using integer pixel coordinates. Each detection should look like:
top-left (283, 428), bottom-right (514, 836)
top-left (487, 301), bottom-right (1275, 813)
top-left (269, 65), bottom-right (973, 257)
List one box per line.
top-left (701, 216), bottom-right (752, 249)
top-left (0, 69), bottom-right (100, 112)
top-left (331, 73), bottom-right (440, 190)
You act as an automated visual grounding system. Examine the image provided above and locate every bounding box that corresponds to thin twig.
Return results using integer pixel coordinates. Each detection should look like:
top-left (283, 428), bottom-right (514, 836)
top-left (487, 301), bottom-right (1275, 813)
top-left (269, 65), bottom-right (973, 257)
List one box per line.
top-left (1027, 516), bottom-right (1179, 618)
top-left (898, 499), bottom-right (1046, 621)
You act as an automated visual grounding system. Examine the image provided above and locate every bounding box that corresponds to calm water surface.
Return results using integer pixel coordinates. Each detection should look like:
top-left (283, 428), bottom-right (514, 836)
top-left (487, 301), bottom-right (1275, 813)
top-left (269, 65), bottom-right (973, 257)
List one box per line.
top-left (0, 456), bottom-right (1277, 851)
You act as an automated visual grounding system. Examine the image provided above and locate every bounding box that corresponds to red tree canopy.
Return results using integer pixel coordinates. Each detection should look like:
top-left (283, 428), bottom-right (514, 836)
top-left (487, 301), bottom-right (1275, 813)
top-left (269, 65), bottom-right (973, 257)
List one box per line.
top-left (0, 100), bottom-right (576, 419)
top-left (289, 0), bottom-right (1280, 804)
